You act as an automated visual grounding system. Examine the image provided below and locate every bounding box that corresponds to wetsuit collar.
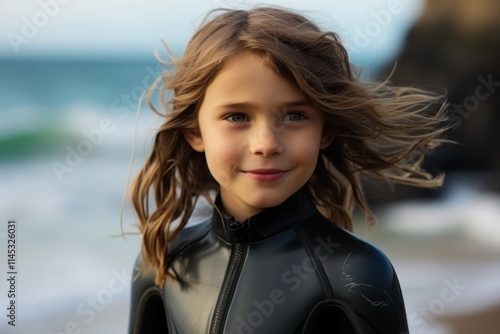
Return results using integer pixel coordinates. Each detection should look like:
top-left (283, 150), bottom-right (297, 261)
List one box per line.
top-left (211, 187), bottom-right (316, 243)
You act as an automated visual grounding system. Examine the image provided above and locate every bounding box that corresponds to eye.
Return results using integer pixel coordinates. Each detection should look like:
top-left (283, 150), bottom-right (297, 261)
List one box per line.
top-left (224, 113), bottom-right (249, 123)
top-left (282, 112), bottom-right (306, 121)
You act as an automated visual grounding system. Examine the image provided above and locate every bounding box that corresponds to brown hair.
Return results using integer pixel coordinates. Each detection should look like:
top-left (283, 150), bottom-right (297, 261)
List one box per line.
top-left (131, 6), bottom-right (449, 285)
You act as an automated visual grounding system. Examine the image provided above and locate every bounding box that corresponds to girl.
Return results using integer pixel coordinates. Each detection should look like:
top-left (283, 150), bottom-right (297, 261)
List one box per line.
top-left (128, 6), bottom-right (448, 334)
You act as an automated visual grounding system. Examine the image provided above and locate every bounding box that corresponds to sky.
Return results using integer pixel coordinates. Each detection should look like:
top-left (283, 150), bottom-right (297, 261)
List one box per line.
top-left (0, 0), bottom-right (424, 66)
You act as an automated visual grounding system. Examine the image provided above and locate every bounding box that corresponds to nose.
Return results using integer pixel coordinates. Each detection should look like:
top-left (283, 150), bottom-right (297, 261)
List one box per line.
top-left (250, 122), bottom-right (284, 157)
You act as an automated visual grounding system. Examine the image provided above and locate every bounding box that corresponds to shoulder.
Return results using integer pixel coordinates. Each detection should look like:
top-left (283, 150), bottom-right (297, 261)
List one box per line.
top-left (298, 213), bottom-right (408, 331)
top-left (167, 217), bottom-right (212, 262)
top-left (298, 212), bottom-right (399, 298)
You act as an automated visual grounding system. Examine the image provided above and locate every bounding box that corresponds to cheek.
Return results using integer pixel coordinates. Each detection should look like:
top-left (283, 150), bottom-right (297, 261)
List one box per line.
top-left (287, 131), bottom-right (323, 161)
top-left (203, 133), bottom-right (243, 178)
top-left (206, 144), bottom-right (237, 165)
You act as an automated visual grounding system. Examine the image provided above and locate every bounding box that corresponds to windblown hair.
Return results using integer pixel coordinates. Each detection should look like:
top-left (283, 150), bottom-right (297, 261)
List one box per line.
top-left (131, 7), bottom-right (449, 285)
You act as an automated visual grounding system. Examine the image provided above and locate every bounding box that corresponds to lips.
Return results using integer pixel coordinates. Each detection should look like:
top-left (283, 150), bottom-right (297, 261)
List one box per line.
top-left (246, 169), bottom-right (286, 174)
top-left (242, 169), bottom-right (288, 182)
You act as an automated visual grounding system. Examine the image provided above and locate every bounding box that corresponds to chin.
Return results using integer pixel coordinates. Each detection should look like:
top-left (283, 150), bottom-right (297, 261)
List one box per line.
top-left (247, 192), bottom-right (290, 210)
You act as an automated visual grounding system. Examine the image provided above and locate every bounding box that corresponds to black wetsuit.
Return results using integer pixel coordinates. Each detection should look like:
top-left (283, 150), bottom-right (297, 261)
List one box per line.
top-left (129, 188), bottom-right (409, 333)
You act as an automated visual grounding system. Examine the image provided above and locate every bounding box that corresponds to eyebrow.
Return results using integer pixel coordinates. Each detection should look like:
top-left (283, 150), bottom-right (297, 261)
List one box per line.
top-left (214, 100), bottom-right (311, 110)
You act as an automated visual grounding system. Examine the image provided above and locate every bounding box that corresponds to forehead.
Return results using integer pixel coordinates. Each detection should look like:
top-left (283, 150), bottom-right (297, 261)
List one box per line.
top-left (201, 51), bottom-right (306, 109)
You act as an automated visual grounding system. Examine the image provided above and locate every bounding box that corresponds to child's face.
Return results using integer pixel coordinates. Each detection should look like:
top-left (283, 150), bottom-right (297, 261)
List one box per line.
top-left (185, 51), bottom-right (333, 221)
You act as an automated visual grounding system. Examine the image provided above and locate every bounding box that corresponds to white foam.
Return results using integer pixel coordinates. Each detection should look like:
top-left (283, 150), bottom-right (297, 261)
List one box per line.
top-left (382, 185), bottom-right (500, 248)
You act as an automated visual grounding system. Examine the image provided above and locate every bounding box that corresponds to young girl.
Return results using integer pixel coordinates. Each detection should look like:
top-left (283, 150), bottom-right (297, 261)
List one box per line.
top-left (128, 6), bottom-right (448, 334)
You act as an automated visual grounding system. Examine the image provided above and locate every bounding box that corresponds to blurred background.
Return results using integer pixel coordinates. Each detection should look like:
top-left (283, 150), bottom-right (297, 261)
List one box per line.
top-left (0, 0), bottom-right (499, 333)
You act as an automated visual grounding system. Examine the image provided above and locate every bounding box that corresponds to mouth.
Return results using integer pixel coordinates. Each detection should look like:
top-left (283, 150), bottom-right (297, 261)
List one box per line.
top-left (245, 169), bottom-right (287, 174)
top-left (242, 169), bottom-right (289, 182)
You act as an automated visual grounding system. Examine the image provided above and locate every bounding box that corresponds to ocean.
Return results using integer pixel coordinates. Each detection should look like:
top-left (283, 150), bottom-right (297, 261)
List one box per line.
top-left (1, 58), bottom-right (499, 333)
top-left (0, 58), bottom-right (164, 334)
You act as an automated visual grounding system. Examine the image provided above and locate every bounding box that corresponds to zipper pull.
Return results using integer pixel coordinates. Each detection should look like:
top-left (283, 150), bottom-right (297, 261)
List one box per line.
top-left (229, 220), bottom-right (248, 243)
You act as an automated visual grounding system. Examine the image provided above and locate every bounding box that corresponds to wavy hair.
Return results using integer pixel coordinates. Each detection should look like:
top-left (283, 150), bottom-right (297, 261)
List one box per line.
top-left (131, 6), bottom-right (449, 285)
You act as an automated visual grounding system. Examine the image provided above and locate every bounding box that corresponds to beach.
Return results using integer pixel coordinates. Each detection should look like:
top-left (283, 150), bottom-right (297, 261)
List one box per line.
top-left (1, 58), bottom-right (499, 334)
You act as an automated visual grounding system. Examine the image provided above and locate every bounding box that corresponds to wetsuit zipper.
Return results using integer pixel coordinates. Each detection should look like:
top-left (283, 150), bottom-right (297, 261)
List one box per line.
top-left (210, 220), bottom-right (249, 334)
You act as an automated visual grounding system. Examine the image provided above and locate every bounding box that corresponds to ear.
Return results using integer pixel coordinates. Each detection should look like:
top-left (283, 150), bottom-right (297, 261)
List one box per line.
top-left (183, 131), bottom-right (205, 152)
top-left (320, 132), bottom-right (335, 149)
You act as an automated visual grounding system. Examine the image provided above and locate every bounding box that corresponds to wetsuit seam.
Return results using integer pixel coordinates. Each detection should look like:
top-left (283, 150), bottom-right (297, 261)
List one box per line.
top-left (131, 287), bottom-right (165, 334)
top-left (295, 225), bottom-right (334, 300)
top-left (166, 225), bottom-right (212, 268)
